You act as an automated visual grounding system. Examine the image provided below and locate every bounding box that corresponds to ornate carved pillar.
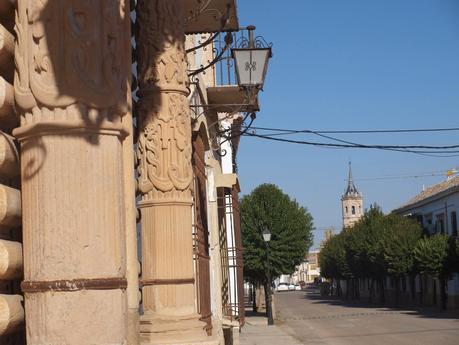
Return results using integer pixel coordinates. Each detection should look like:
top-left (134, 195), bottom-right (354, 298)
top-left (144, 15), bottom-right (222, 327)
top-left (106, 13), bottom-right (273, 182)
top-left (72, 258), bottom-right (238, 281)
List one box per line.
top-left (13, 1), bottom-right (130, 344)
top-left (136, 1), bottom-right (208, 343)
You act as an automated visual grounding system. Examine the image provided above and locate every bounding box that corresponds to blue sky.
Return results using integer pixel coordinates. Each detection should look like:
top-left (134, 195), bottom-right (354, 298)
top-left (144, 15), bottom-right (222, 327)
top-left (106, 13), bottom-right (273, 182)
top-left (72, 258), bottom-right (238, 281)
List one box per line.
top-left (235, 0), bottom-right (459, 248)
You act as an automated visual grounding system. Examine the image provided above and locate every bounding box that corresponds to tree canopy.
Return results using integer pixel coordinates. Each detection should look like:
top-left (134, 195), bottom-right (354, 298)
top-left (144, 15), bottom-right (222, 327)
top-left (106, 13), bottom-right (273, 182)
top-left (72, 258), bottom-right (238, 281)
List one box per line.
top-left (413, 234), bottom-right (449, 278)
top-left (383, 214), bottom-right (423, 277)
top-left (320, 206), bottom-right (459, 307)
top-left (240, 183), bottom-right (314, 284)
top-left (320, 208), bottom-right (429, 282)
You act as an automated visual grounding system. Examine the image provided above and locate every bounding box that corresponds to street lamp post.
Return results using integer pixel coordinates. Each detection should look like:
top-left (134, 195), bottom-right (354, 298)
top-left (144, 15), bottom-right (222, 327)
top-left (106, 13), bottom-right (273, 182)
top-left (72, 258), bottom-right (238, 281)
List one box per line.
top-left (262, 227), bottom-right (274, 326)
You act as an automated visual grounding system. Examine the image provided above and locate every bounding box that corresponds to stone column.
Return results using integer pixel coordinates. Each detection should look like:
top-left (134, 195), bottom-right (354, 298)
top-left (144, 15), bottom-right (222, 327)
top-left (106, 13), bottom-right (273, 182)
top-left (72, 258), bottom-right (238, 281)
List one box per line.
top-left (136, 1), bottom-right (208, 343)
top-left (13, 1), bottom-right (131, 344)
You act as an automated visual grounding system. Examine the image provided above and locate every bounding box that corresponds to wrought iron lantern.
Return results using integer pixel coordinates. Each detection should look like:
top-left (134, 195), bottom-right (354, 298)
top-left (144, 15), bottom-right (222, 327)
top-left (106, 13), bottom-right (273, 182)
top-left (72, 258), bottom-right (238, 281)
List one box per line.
top-left (231, 25), bottom-right (272, 90)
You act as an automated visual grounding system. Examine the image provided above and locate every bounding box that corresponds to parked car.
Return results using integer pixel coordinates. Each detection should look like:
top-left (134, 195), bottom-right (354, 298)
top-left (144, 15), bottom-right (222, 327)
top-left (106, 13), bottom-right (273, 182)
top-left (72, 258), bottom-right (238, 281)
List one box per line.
top-left (277, 283), bottom-right (289, 292)
top-left (294, 284), bottom-right (302, 291)
top-left (288, 283), bottom-right (295, 291)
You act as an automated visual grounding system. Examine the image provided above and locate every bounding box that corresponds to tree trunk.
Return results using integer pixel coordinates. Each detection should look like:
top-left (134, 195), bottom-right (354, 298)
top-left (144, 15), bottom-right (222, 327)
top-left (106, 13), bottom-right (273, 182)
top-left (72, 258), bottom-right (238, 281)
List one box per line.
top-left (395, 276), bottom-right (400, 308)
top-left (252, 283), bottom-right (257, 312)
top-left (433, 278), bottom-right (437, 306)
top-left (440, 278), bottom-right (447, 310)
top-left (355, 278), bottom-right (360, 299)
top-left (419, 275), bottom-right (424, 305)
top-left (379, 278), bottom-right (385, 304)
top-left (337, 280), bottom-right (342, 297)
top-left (256, 284), bottom-right (266, 312)
top-left (409, 275), bottom-right (416, 303)
top-left (369, 279), bottom-right (375, 303)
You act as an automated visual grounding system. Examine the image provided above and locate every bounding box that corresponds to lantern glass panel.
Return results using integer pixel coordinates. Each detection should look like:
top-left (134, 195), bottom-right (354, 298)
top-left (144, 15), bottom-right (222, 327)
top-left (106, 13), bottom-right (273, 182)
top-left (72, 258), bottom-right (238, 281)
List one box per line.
top-left (262, 229), bottom-right (271, 242)
top-left (233, 48), bottom-right (271, 87)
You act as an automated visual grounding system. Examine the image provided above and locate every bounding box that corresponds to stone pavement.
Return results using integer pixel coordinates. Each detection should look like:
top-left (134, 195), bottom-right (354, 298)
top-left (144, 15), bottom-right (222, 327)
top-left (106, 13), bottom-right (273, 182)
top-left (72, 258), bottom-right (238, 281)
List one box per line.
top-left (240, 315), bottom-right (303, 345)
top-left (241, 287), bottom-right (459, 345)
top-left (275, 287), bottom-right (459, 345)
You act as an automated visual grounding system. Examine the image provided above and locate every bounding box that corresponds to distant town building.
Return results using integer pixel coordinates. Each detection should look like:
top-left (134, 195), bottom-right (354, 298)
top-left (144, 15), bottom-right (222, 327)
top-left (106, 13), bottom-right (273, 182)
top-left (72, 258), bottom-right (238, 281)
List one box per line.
top-left (305, 250), bottom-right (321, 282)
top-left (321, 228), bottom-right (335, 248)
top-left (290, 250), bottom-right (321, 284)
top-left (341, 163), bottom-right (364, 228)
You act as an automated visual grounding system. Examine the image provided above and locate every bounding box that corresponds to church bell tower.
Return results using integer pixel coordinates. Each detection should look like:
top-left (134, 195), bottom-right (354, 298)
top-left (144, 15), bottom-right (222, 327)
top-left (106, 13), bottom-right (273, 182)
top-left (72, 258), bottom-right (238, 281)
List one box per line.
top-left (341, 162), bottom-right (363, 228)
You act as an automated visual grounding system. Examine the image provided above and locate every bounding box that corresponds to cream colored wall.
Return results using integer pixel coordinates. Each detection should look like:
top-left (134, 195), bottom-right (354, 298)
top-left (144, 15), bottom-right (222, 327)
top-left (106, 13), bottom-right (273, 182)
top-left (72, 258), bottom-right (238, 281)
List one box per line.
top-left (206, 155), bottom-right (225, 345)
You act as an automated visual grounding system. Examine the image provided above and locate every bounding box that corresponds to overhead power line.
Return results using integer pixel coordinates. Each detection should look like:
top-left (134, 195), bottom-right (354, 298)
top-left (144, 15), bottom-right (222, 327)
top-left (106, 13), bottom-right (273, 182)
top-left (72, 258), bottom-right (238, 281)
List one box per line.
top-left (354, 173), bottom-right (447, 181)
top-left (352, 167), bottom-right (459, 181)
top-left (244, 132), bottom-right (459, 158)
top-left (246, 126), bottom-right (459, 135)
top-left (240, 125), bottom-right (459, 157)
top-left (243, 132), bottom-right (459, 150)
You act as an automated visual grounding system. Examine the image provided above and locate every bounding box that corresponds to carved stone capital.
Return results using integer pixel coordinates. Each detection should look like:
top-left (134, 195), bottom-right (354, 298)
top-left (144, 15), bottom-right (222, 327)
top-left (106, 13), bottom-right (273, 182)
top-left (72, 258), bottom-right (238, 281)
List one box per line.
top-left (136, 0), bottom-right (188, 94)
top-left (14, 0), bottom-right (130, 113)
top-left (136, 0), bottom-right (193, 203)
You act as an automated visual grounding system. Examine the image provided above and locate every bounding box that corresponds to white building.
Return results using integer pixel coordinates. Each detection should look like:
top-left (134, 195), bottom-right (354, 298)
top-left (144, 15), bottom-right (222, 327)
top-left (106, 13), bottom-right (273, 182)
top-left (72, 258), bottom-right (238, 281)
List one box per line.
top-left (393, 175), bottom-right (459, 308)
top-left (394, 176), bottom-right (459, 237)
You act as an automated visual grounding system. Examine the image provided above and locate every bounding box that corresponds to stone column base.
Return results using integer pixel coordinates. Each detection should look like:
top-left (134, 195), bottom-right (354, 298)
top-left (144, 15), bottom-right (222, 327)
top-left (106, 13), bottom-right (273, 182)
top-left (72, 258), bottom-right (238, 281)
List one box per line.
top-left (140, 313), bottom-right (219, 345)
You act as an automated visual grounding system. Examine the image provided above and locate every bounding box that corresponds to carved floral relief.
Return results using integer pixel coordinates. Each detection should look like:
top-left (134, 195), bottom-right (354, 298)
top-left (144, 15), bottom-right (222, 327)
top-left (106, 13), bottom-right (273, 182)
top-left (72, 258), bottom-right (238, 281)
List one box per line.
top-left (15, 0), bottom-right (129, 112)
top-left (136, 0), bottom-right (193, 197)
top-left (137, 94), bottom-right (193, 194)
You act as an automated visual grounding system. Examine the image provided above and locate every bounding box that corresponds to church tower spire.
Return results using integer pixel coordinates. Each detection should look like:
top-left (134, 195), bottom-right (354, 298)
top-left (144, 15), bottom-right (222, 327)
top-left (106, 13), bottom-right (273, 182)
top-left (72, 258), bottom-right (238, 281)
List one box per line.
top-left (345, 162), bottom-right (359, 196)
top-left (341, 162), bottom-right (363, 228)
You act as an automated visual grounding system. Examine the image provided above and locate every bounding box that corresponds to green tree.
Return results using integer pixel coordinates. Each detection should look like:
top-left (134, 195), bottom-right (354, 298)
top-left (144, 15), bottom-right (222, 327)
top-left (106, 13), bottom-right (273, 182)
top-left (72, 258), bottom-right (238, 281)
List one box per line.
top-left (413, 234), bottom-right (449, 309)
top-left (320, 232), bottom-right (352, 296)
top-left (383, 215), bottom-right (423, 305)
top-left (240, 184), bottom-right (313, 319)
top-left (344, 206), bottom-right (387, 301)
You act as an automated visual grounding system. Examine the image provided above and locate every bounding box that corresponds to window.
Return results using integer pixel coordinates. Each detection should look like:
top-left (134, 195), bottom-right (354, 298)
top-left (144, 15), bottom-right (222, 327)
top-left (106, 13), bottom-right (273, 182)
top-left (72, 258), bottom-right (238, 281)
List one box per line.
top-left (451, 211), bottom-right (458, 237)
top-left (416, 215), bottom-right (423, 226)
top-left (436, 214), bottom-right (445, 234)
top-left (352, 206), bottom-right (356, 215)
top-left (425, 214), bottom-right (433, 234)
top-left (425, 213), bottom-right (433, 225)
top-left (345, 206), bottom-right (348, 214)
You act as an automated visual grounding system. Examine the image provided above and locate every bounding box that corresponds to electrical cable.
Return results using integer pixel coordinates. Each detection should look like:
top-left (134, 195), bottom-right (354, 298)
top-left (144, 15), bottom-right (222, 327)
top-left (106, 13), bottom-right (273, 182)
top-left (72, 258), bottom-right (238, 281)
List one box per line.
top-left (244, 126), bottom-right (459, 135)
top-left (241, 132), bottom-right (459, 157)
top-left (308, 130), bottom-right (459, 157)
top-left (239, 124), bottom-right (459, 156)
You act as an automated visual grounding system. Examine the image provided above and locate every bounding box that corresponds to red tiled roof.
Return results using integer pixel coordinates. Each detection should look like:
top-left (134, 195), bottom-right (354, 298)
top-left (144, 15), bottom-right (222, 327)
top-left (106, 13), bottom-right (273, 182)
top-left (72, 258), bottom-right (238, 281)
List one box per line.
top-left (394, 176), bottom-right (459, 212)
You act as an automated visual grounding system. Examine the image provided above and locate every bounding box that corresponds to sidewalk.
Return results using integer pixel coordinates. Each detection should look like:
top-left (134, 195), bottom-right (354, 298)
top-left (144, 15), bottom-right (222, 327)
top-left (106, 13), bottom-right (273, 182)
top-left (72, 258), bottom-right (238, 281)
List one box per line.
top-left (240, 315), bottom-right (303, 345)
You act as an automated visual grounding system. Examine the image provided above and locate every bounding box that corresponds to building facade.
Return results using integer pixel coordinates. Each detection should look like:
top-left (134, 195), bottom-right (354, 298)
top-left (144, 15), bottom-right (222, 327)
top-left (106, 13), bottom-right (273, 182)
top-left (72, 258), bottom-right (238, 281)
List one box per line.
top-left (0, 1), bottom-right (266, 344)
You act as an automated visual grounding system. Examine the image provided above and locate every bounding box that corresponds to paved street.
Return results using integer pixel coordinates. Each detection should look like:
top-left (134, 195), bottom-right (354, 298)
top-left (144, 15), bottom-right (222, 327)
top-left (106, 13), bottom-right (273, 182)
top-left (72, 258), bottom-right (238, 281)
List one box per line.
top-left (271, 286), bottom-right (459, 345)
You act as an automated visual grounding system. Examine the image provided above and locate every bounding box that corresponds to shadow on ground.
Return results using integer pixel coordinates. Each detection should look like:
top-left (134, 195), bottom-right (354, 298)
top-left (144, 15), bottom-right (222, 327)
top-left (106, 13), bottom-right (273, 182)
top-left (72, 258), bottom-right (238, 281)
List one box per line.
top-left (294, 284), bottom-right (459, 320)
top-left (245, 310), bottom-right (268, 318)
